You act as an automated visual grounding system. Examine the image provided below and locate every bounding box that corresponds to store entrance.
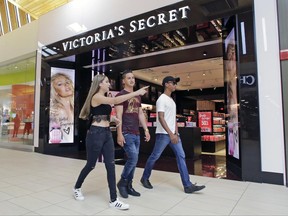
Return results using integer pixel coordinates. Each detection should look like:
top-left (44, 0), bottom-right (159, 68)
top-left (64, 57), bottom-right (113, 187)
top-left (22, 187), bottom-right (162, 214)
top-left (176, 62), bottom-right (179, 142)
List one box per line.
top-left (130, 58), bottom-right (232, 179)
top-left (37, 0), bottom-right (264, 183)
top-left (70, 18), bottom-right (238, 179)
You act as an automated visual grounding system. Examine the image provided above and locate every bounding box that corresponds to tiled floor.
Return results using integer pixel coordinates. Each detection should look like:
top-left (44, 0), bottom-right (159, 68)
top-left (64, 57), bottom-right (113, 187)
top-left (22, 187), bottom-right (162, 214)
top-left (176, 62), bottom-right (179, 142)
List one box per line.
top-left (0, 134), bottom-right (33, 152)
top-left (0, 148), bottom-right (288, 215)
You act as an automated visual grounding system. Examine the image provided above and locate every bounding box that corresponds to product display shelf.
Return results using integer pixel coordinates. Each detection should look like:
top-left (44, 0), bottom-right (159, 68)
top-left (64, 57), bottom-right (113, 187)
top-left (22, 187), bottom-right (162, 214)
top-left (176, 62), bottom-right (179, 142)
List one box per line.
top-left (199, 111), bottom-right (226, 153)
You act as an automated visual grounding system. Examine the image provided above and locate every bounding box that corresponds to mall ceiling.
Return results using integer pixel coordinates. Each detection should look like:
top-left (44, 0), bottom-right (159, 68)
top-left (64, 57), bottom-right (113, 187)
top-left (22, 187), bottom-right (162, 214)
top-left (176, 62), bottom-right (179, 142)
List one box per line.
top-left (7, 0), bottom-right (69, 19)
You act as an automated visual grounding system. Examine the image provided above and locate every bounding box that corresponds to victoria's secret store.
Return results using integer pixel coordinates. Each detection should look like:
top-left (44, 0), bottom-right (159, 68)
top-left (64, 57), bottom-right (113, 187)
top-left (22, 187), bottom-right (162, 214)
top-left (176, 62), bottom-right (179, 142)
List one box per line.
top-left (36, 1), bottom-right (283, 185)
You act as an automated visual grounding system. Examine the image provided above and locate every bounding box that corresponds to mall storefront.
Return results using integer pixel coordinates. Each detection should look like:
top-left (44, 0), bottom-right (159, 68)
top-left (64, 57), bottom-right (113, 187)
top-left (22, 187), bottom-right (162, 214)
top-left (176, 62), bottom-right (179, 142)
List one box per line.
top-left (0, 57), bottom-right (36, 149)
top-left (0, 0), bottom-right (286, 186)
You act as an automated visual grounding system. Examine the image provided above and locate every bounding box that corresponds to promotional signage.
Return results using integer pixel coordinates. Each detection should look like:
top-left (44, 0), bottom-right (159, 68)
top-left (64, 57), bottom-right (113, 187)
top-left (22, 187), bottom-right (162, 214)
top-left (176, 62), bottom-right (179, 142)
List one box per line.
top-left (49, 67), bottom-right (75, 144)
top-left (224, 26), bottom-right (240, 159)
top-left (62, 5), bottom-right (191, 52)
top-left (198, 111), bottom-right (212, 133)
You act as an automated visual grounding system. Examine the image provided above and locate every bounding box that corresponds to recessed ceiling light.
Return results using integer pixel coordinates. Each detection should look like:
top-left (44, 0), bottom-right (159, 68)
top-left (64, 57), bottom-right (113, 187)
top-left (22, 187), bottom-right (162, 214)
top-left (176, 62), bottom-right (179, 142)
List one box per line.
top-left (67, 23), bottom-right (87, 33)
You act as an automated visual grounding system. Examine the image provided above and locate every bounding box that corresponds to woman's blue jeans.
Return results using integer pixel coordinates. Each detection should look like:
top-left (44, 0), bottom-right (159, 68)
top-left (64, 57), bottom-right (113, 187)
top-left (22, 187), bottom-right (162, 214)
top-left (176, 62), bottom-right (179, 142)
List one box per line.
top-left (74, 126), bottom-right (117, 201)
top-left (121, 133), bottom-right (140, 182)
top-left (142, 134), bottom-right (192, 188)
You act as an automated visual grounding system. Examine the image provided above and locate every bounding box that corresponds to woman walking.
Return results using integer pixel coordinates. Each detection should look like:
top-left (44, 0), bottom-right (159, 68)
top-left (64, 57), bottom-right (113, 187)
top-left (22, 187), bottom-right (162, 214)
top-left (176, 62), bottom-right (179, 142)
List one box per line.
top-left (73, 74), bottom-right (148, 210)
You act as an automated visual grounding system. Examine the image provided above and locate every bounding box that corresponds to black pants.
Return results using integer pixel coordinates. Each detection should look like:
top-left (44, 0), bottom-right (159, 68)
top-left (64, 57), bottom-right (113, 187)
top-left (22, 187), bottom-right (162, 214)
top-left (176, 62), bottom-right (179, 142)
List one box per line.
top-left (75, 126), bottom-right (117, 201)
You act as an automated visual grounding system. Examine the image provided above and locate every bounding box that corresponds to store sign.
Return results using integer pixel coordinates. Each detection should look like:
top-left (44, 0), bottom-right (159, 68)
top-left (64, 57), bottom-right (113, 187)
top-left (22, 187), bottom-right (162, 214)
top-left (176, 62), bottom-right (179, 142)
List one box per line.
top-left (62, 5), bottom-right (191, 51)
top-left (198, 111), bottom-right (212, 133)
top-left (240, 75), bottom-right (256, 86)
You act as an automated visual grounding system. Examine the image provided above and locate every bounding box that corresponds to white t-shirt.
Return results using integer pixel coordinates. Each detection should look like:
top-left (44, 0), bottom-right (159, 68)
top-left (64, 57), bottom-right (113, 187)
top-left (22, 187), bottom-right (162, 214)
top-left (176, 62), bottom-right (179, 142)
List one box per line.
top-left (155, 94), bottom-right (176, 134)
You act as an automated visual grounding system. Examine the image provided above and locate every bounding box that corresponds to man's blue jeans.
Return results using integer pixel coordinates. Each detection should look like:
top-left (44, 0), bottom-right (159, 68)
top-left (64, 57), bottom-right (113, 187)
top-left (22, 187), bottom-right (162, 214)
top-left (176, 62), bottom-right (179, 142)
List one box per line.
top-left (142, 134), bottom-right (192, 188)
top-left (121, 133), bottom-right (140, 182)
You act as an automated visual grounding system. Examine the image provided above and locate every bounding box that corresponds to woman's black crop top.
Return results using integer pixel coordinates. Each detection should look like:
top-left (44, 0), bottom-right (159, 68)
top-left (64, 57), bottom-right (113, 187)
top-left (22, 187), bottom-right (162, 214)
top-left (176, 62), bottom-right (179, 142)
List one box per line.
top-left (90, 104), bottom-right (112, 115)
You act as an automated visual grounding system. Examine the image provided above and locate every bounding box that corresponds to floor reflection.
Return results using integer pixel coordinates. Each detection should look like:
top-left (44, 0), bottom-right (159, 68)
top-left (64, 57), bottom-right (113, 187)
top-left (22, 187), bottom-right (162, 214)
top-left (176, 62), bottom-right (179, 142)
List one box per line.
top-left (121, 152), bottom-right (241, 181)
top-left (0, 134), bottom-right (241, 181)
top-left (0, 134), bottom-right (34, 152)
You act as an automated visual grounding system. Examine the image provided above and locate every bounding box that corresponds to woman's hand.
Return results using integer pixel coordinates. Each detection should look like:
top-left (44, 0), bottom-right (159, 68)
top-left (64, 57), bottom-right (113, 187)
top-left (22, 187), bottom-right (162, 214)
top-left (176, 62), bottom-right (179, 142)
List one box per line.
top-left (112, 116), bottom-right (121, 127)
top-left (136, 86), bottom-right (149, 96)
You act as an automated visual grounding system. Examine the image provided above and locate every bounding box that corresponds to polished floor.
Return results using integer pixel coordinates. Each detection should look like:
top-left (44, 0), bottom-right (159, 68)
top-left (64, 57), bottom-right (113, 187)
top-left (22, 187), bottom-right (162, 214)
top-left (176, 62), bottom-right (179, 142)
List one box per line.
top-left (0, 148), bottom-right (288, 215)
top-left (0, 134), bottom-right (33, 152)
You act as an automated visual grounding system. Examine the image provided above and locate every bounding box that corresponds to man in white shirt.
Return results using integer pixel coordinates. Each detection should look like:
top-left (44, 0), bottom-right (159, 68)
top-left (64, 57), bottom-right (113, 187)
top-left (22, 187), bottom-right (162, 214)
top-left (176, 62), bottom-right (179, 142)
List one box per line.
top-left (140, 76), bottom-right (205, 193)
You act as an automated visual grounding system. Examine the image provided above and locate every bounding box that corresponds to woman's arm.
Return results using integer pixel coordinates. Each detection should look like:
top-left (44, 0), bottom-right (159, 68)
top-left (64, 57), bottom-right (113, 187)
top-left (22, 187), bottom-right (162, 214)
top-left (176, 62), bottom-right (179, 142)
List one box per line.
top-left (92, 86), bottom-right (149, 106)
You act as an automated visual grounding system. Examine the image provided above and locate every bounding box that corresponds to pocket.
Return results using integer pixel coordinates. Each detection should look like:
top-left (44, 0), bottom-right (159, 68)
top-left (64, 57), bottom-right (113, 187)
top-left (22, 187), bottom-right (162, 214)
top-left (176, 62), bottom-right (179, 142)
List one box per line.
top-left (123, 133), bottom-right (129, 137)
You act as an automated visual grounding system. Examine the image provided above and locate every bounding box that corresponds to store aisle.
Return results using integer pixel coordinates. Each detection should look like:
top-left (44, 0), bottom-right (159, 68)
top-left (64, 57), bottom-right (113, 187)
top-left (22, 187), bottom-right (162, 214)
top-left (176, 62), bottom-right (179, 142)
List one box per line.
top-left (0, 148), bottom-right (288, 215)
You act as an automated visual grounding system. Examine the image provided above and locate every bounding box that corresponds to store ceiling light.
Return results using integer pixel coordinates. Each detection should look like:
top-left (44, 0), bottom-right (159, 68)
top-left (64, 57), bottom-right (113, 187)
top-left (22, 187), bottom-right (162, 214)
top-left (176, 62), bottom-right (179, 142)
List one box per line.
top-left (67, 22), bottom-right (87, 33)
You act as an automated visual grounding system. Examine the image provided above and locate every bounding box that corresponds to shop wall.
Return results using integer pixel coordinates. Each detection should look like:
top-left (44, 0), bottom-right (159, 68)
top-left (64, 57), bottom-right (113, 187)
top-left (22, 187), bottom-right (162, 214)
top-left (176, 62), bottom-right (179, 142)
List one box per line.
top-left (0, 21), bottom-right (38, 66)
top-left (37, 0), bottom-right (182, 46)
top-left (32, 0), bottom-right (182, 149)
top-left (254, 0), bottom-right (285, 177)
top-left (0, 0), bottom-right (181, 67)
top-left (277, 0), bottom-right (288, 186)
top-left (197, 100), bottom-right (215, 111)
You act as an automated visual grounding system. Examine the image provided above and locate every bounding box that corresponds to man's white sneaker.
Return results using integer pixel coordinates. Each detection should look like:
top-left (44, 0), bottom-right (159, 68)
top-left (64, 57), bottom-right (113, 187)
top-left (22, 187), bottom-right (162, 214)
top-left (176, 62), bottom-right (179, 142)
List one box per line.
top-left (73, 188), bottom-right (84, 201)
top-left (109, 198), bottom-right (129, 210)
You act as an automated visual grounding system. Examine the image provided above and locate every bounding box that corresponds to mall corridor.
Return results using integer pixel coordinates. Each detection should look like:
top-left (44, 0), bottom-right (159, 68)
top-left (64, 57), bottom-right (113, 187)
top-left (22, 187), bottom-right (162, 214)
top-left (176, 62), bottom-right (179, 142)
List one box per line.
top-left (0, 148), bottom-right (288, 215)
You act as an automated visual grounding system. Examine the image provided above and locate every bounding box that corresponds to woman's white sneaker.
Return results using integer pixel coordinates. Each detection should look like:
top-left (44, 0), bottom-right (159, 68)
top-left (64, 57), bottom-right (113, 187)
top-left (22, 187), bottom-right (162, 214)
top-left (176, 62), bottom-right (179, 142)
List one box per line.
top-left (109, 198), bottom-right (129, 210)
top-left (73, 188), bottom-right (84, 201)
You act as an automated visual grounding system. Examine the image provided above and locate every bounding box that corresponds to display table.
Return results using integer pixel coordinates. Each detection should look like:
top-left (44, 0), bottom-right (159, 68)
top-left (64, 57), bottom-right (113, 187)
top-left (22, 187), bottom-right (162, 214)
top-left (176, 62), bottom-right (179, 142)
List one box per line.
top-left (201, 140), bottom-right (225, 153)
top-left (139, 127), bottom-right (202, 159)
top-left (1, 122), bottom-right (17, 135)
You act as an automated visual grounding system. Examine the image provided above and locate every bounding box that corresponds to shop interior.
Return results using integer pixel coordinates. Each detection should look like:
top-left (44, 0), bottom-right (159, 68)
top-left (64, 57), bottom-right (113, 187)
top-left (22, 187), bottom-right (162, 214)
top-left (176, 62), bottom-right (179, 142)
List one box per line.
top-left (0, 56), bottom-right (35, 152)
top-left (103, 54), bottom-right (229, 179)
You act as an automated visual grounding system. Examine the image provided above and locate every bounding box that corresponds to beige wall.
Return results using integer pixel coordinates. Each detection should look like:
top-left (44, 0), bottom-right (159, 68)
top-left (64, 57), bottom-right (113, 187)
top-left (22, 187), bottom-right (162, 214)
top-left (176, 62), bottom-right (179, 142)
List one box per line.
top-left (197, 100), bottom-right (215, 111)
top-left (0, 20), bottom-right (38, 67)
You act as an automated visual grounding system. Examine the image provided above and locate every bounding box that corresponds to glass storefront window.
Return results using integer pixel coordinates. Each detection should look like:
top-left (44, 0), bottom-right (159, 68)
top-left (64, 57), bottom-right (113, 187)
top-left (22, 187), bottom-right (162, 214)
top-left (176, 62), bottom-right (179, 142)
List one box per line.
top-left (0, 56), bottom-right (36, 150)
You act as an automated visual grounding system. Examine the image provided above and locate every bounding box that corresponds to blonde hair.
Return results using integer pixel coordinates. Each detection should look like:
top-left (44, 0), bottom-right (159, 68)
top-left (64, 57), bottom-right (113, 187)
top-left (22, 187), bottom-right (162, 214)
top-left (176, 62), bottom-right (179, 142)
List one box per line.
top-left (50, 73), bottom-right (74, 111)
top-left (79, 74), bottom-right (106, 120)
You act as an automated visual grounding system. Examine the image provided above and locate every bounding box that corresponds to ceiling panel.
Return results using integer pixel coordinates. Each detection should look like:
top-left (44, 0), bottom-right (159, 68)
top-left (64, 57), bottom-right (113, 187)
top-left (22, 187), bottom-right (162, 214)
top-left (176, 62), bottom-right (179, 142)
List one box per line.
top-left (133, 57), bottom-right (224, 91)
top-left (8, 0), bottom-right (69, 19)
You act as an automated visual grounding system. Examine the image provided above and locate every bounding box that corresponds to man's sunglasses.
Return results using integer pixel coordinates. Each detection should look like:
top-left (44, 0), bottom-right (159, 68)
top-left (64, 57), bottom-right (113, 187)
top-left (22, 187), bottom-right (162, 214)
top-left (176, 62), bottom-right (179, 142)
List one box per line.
top-left (168, 81), bottom-right (177, 85)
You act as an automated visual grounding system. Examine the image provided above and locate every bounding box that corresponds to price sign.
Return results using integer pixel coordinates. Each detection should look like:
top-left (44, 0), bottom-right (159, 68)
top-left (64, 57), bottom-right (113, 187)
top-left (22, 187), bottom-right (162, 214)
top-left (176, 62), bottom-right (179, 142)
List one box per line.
top-left (198, 112), bottom-right (212, 132)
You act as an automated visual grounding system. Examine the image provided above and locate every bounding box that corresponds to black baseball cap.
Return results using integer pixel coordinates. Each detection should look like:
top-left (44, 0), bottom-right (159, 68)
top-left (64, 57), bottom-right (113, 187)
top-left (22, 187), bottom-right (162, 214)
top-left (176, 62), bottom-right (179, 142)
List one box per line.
top-left (162, 76), bottom-right (180, 86)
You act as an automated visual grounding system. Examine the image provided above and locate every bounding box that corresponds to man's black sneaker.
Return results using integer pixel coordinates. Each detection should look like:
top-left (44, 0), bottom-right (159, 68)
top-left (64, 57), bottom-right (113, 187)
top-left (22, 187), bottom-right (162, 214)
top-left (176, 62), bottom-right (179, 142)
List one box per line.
top-left (117, 178), bottom-right (128, 198)
top-left (184, 184), bottom-right (205, 193)
top-left (127, 187), bottom-right (141, 196)
top-left (140, 177), bottom-right (153, 189)
top-left (127, 181), bottom-right (141, 196)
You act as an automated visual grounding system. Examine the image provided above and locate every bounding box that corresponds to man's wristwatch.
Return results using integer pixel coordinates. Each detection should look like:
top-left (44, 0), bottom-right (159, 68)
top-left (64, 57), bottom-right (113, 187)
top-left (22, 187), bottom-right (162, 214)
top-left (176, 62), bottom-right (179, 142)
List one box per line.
top-left (144, 128), bottom-right (149, 132)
